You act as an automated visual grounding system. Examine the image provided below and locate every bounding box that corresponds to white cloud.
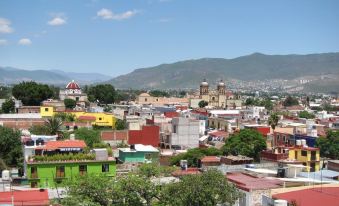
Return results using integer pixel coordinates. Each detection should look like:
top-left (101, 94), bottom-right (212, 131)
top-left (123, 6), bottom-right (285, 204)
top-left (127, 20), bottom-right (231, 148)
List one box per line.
top-left (18, 38), bottom-right (32, 46)
top-left (97, 8), bottom-right (138, 20)
top-left (48, 17), bottom-right (67, 26)
top-left (0, 39), bottom-right (8, 45)
top-left (0, 18), bottom-right (14, 33)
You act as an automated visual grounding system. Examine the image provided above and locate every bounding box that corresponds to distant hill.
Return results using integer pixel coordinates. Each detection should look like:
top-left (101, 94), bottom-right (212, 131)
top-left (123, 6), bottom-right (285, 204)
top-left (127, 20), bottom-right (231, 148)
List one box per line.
top-left (0, 67), bottom-right (112, 86)
top-left (107, 52), bottom-right (339, 89)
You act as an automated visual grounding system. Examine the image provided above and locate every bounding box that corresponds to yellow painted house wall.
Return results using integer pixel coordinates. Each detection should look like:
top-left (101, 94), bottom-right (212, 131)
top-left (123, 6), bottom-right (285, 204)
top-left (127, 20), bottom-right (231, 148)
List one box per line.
top-left (288, 148), bottom-right (320, 172)
top-left (40, 106), bottom-right (116, 129)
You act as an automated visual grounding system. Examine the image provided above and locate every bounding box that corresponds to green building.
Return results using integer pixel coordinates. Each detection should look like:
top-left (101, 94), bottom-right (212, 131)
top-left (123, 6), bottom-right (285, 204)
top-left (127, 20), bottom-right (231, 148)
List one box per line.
top-left (118, 144), bottom-right (159, 163)
top-left (27, 160), bottom-right (116, 188)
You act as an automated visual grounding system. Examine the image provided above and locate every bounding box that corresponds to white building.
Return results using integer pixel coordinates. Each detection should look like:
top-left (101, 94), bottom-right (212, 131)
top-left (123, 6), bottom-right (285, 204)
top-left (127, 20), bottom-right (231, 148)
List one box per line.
top-left (170, 117), bottom-right (200, 149)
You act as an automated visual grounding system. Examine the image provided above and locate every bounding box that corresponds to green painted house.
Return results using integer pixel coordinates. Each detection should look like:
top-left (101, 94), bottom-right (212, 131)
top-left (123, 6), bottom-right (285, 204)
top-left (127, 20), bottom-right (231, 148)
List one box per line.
top-left (27, 160), bottom-right (116, 188)
top-left (118, 144), bottom-right (159, 163)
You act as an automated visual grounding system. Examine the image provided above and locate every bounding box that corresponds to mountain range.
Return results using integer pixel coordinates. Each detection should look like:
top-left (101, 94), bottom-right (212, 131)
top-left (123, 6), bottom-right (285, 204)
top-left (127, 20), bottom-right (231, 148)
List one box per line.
top-left (107, 52), bottom-right (339, 90)
top-left (0, 67), bottom-right (112, 86)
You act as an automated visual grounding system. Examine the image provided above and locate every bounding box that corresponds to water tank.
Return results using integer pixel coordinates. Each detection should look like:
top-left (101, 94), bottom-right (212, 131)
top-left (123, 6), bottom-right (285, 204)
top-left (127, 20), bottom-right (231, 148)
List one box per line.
top-left (180, 160), bottom-right (188, 171)
top-left (296, 140), bottom-right (302, 146)
top-left (2, 170), bottom-right (10, 181)
top-left (274, 199), bottom-right (288, 206)
top-left (301, 139), bottom-right (307, 146)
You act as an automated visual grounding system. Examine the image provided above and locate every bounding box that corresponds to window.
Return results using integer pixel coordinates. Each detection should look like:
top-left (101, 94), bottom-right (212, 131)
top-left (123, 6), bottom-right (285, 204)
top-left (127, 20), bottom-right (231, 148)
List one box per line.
top-left (99, 117), bottom-right (102, 121)
top-left (283, 136), bottom-right (287, 142)
top-left (102, 164), bottom-right (109, 172)
top-left (45, 108), bottom-right (49, 112)
top-left (56, 166), bottom-right (65, 178)
top-left (145, 98), bottom-right (147, 102)
top-left (76, 97), bottom-right (79, 101)
top-left (295, 151), bottom-right (298, 159)
top-left (145, 153), bottom-right (152, 160)
top-left (31, 166), bottom-right (38, 179)
top-left (277, 135), bottom-right (280, 141)
top-left (301, 150), bottom-right (307, 157)
top-left (79, 165), bottom-right (87, 175)
top-left (173, 125), bottom-right (177, 133)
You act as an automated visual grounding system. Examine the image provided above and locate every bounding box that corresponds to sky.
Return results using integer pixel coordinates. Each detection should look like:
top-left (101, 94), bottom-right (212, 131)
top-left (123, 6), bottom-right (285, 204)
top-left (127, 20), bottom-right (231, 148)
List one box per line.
top-left (0, 0), bottom-right (338, 77)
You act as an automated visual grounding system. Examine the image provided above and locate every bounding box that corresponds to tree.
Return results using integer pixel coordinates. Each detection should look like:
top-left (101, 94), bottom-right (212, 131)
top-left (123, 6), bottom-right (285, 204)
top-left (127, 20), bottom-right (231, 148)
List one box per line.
top-left (0, 86), bottom-right (11, 99)
top-left (64, 98), bottom-right (76, 109)
top-left (268, 112), bottom-right (279, 131)
top-left (170, 147), bottom-right (222, 167)
top-left (12, 81), bottom-right (54, 106)
top-left (115, 119), bottom-right (127, 130)
top-left (88, 84), bottom-right (116, 104)
top-left (54, 112), bottom-right (76, 122)
top-left (283, 96), bottom-right (299, 107)
top-left (298, 111), bottom-right (315, 119)
top-left (0, 126), bottom-right (23, 170)
top-left (316, 130), bottom-right (339, 159)
top-left (29, 125), bottom-right (51, 135)
top-left (222, 129), bottom-right (266, 161)
top-left (1, 99), bottom-right (15, 113)
top-left (149, 90), bottom-right (169, 97)
top-left (198, 100), bottom-right (208, 108)
top-left (160, 169), bottom-right (242, 206)
top-left (45, 117), bottom-right (63, 136)
top-left (74, 128), bottom-right (101, 148)
top-left (61, 174), bottom-right (114, 206)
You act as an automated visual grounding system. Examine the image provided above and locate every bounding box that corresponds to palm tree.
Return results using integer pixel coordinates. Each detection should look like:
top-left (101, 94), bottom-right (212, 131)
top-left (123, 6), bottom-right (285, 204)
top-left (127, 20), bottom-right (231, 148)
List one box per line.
top-left (268, 112), bottom-right (279, 147)
top-left (45, 117), bottom-right (63, 136)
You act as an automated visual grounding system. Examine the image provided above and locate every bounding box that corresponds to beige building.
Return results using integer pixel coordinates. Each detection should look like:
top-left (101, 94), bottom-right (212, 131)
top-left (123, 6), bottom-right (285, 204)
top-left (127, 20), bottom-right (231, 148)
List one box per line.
top-left (137, 93), bottom-right (188, 106)
top-left (191, 80), bottom-right (242, 109)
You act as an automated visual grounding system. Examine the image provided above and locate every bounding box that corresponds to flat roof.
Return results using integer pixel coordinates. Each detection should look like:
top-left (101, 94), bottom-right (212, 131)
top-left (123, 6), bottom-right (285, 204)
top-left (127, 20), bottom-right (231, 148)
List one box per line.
top-left (0, 113), bottom-right (42, 119)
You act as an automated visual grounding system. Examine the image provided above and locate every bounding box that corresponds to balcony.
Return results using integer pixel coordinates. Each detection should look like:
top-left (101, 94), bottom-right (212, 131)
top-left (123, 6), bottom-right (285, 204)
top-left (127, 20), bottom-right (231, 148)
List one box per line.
top-left (260, 150), bottom-right (289, 161)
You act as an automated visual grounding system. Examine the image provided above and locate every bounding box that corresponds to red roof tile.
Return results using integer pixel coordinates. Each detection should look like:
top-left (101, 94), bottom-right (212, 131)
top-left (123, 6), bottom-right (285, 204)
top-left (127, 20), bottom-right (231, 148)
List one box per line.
top-left (78, 115), bottom-right (96, 121)
top-left (200, 156), bottom-right (220, 163)
top-left (209, 131), bottom-right (227, 137)
top-left (226, 172), bottom-right (282, 192)
top-left (172, 168), bottom-right (201, 177)
top-left (36, 140), bottom-right (86, 150)
top-left (272, 187), bottom-right (339, 206)
top-left (0, 190), bottom-right (49, 206)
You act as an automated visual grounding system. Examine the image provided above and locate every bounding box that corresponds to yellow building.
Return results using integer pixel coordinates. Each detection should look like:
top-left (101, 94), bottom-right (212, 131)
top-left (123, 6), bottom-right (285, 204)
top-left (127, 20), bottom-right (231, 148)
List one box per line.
top-left (40, 106), bottom-right (116, 129)
top-left (288, 146), bottom-right (320, 172)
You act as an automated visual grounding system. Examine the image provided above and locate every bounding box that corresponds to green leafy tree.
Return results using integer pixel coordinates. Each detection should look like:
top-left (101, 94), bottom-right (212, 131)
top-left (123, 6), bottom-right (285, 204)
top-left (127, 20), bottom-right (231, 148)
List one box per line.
top-left (54, 112), bottom-right (76, 122)
top-left (61, 174), bottom-right (114, 206)
top-left (74, 128), bottom-right (101, 148)
top-left (88, 84), bottom-right (116, 104)
top-left (160, 169), bottom-right (242, 206)
top-left (198, 100), bottom-right (208, 108)
top-left (298, 111), bottom-right (315, 119)
top-left (316, 130), bottom-right (339, 159)
top-left (0, 126), bottom-right (23, 170)
top-left (0, 86), bottom-right (11, 99)
top-left (12, 81), bottom-right (54, 106)
top-left (149, 90), bottom-right (170, 97)
top-left (115, 119), bottom-right (127, 130)
top-left (268, 112), bottom-right (279, 132)
top-left (170, 147), bottom-right (222, 167)
top-left (45, 117), bottom-right (63, 135)
top-left (1, 99), bottom-right (15, 113)
top-left (222, 129), bottom-right (266, 161)
top-left (283, 96), bottom-right (299, 107)
top-left (64, 98), bottom-right (77, 109)
top-left (29, 125), bottom-right (51, 135)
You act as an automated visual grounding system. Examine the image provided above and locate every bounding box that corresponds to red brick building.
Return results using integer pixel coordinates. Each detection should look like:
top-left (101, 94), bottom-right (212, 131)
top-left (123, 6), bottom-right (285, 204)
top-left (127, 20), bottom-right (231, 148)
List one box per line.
top-left (128, 125), bottom-right (160, 147)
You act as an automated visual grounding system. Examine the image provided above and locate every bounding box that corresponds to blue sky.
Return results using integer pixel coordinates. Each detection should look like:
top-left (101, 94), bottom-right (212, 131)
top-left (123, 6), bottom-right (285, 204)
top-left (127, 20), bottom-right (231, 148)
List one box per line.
top-left (0, 0), bottom-right (338, 77)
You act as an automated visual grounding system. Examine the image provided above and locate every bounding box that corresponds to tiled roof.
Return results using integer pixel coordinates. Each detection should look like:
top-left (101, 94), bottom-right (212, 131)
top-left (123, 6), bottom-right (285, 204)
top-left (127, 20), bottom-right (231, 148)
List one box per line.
top-left (78, 115), bottom-right (96, 121)
top-left (209, 131), bottom-right (227, 137)
top-left (226, 172), bottom-right (282, 192)
top-left (200, 156), bottom-right (220, 163)
top-left (0, 190), bottom-right (49, 206)
top-left (172, 168), bottom-right (201, 177)
top-left (272, 187), bottom-right (339, 206)
top-left (36, 140), bottom-right (86, 150)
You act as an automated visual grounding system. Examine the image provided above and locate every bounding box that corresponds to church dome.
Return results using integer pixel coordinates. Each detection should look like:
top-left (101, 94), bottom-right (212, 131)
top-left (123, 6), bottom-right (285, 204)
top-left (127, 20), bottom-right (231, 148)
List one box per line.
top-left (66, 80), bottom-right (80, 90)
top-left (200, 79), bottom-right (209, 86)
top-left (218, 80), bottom-right (225, 86)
